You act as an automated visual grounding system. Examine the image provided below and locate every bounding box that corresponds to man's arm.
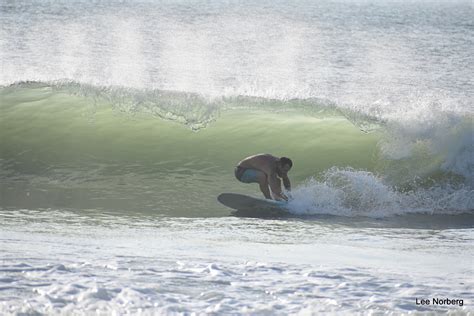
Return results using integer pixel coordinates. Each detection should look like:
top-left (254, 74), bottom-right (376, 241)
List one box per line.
top-left (282, 174), bottom-right (291, 191)
top-left (268, 174), bottom-right (288, 201)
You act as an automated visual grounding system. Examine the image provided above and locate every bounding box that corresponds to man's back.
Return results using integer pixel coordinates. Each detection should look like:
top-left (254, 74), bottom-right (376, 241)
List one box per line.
top-left (236, 153), bottom-right (277, 176)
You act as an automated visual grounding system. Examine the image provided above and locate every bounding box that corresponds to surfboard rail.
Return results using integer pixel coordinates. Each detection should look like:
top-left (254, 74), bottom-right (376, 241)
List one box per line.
top-left (217, 193), bottom-right (288, 211)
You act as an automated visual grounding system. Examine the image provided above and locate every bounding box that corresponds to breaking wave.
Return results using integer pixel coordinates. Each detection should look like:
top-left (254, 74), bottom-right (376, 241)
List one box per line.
top-left (0, 81), bottom-right (472, 217)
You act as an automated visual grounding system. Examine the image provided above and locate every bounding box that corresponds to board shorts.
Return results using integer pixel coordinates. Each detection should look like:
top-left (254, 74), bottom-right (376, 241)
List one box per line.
top-left (234, 166), bottom-right (259, 183)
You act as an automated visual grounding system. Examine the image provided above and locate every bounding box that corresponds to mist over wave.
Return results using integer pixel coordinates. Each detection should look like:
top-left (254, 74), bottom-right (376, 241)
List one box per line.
top-left (1, 0), bottom-right (471, 105)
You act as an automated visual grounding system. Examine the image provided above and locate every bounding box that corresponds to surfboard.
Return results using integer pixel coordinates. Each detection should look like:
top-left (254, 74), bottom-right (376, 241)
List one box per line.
top-left (217, 193), bottom-right (289, 217)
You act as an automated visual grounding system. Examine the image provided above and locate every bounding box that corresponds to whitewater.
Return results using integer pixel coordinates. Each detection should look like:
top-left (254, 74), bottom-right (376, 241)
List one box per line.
top-left (1, 0), bottom-right (473, 314)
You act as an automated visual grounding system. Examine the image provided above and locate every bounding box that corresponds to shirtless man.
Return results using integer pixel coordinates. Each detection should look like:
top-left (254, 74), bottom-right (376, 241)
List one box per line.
top-left (234, 154), bottom-right (293, 201)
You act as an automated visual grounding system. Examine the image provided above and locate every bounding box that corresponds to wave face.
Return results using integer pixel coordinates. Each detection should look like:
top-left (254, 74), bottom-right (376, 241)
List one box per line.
top-left (0, 82), bottom-right (472, 217)
top-left (1, 0), bottom-right (472, 217)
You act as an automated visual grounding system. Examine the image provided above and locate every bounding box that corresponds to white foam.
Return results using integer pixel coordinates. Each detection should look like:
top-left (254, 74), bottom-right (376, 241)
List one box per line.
top-left (288, 167), bottom-right (473, 217)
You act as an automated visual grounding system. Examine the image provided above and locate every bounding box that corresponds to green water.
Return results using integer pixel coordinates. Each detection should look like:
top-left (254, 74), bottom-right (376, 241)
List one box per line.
top-left (1, 84), bottom-right (379, 215)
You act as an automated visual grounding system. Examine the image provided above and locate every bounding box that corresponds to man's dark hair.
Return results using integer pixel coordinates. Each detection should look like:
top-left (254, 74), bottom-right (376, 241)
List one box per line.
top-left (280, 157), bottom-right (293, 168)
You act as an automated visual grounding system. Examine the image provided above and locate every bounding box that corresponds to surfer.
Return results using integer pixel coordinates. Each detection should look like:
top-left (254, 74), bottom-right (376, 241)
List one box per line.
top-left (234, 154), bottom-right (292, 201)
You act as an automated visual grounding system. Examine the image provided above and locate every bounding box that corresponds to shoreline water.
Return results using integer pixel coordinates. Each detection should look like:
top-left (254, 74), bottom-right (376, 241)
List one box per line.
top-left (1, 210), bottom-right (473, 314)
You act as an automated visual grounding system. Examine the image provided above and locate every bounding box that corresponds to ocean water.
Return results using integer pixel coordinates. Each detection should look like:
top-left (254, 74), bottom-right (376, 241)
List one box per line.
top-left (1, 0), bottom-right (473, 314)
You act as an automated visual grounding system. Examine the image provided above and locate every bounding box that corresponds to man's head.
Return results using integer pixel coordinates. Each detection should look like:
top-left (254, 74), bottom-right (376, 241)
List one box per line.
top-left (277, 157), bottom-right (293, 175)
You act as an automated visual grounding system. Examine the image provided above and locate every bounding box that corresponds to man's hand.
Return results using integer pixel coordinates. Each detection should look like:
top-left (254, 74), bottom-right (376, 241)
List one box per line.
top-left (276, 193), bottom-right (288, 201)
